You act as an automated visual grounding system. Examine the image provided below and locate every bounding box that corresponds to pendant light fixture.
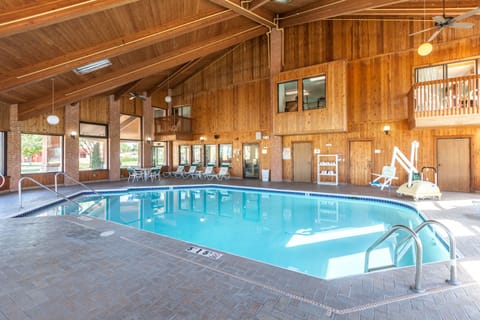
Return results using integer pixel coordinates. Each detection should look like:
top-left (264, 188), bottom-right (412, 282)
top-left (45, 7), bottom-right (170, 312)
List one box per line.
top-left (46, 78), bottom-right (60, 125)
top-left (417, 0), bottom-right (433, 56)
top-left (164, 73), bottom-right (172, 104)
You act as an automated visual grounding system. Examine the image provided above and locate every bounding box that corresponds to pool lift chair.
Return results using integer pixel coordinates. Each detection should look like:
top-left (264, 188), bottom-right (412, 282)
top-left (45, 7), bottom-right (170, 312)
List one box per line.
top-left (370, 165), bottom-right (398, 190)
top-left (390, 141), bottom-right (441, 201)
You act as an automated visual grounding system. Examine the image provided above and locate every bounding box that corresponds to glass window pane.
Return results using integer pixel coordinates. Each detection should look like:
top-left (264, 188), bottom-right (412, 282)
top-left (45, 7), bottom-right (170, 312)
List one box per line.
top-left (21, 134), bottom-right (63, 173)
top-left (204, 144), bottom-right (217, 166)
top-left (179, 145), bottom-right (190, 165)
top-left (415, 65), bottom-right (444, 82)
top-left (80, 123), bottom-right (107, 137)
top-left (120, 115), bottom-right (141, 140)
top-left (79, 137), bottom-right (107, 170)
top-left (120, 141), bottom-right (140, 168)
top-left (278, 80), bottom-right (298, 113)
top-left (153, 108), bottom-right (166, 118)
top-left (303, 75), bottom-right (326, 110)
top-left (152, 145), bottom-right (166, 167)
top-left (192, 145), bottom-right (203, 165)
top-left (219, 144), bottom-right (232, 166)
top-left (447, 60), bottom-right (476, 78)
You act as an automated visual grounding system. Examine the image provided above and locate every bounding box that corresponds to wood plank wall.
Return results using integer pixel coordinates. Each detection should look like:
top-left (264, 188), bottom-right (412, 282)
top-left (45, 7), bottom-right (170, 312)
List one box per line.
top-left (272, 60), bottom-right (348, 135)
top-left (0, 103), bottom-right (9, 131)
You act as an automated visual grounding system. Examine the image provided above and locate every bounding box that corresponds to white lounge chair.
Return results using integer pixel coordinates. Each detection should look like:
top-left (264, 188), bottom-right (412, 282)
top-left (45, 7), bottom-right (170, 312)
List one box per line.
top-left (182, 165), bottom-right (197, 179)
top-left (148, 167), bottom-right (161, 181)
top-left (199, 165), bottom-right (215, 180)
top-left (371, 166), bottom-right (398, 190)
top-left (207, 166), bottom-right (230, 181)
top-left (163, 166), bottom-right (184, 178)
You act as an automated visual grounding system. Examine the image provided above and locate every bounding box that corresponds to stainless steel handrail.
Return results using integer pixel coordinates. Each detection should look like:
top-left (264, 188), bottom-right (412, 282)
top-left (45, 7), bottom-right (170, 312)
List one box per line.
top-left (414, 220), bottom-right (459, 285)
top-left (18, 176), bottom-right (81, 209)
top-left (0, 173), bottom-right (4, 188)
top-left (365, 224), bottom-right (424, 293)
top-left (54, 172), bottom-right (103, 198)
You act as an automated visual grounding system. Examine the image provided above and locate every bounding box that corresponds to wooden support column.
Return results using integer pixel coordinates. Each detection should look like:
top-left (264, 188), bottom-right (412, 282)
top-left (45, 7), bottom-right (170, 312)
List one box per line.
top-left (269, 28), bottom-right (283, 182)
top-left (64, 103), bottom-right (80, 185)
top-left (109, 95), bottom-right (121, 181)
top-left (142, 95), bottom-right (153, 168)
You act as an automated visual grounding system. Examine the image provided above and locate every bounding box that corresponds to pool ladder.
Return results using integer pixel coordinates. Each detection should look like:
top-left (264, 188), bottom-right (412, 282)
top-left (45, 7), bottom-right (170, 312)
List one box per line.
top-left (364, 220), bottom-right (458, 293)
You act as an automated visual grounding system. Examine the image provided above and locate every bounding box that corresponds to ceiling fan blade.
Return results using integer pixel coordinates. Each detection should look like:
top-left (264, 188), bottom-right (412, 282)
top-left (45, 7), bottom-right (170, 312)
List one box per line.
top-left (451, 7), bottom-right (480, 23)
top-left (449, 22), bottom-right (474, 29)
top-left (409, 26), bottom-right (438, 37)
top-left (427, 27), bottom-right (444, 42)
top-left (432, 15), bottom-right (447, 24)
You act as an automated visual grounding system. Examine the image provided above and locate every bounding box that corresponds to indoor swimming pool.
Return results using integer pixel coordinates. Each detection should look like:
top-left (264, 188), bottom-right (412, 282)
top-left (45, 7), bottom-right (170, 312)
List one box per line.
top-left (32, 186), bottom-right (451, 279)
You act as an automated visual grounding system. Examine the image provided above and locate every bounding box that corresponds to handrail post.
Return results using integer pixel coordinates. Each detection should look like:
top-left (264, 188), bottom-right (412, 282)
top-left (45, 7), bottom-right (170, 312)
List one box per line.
top-left (54, 172), bottom-right (103, 198)
top-left (365, 225), bottom-right (424, 293)
top-left (18, 176), bottom-right (81, 209)
top-left (0, 173), bottom-right (5, 188)
top-left (414, 220), bottom-right (459, 285)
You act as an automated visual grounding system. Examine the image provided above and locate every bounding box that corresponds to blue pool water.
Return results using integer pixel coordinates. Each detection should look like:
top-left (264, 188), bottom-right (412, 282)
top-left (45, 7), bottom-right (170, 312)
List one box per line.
top-left (34, 186), bottom-right (450, 279)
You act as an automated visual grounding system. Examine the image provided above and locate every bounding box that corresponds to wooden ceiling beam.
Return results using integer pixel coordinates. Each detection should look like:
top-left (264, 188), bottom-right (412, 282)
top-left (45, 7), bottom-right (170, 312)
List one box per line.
top-left (278, 0), bottom-right (409, 28)
top-left (18, 25), bottom-right (267, 120)
top-left (0, 0), bottom-right (139, 38)
top-left (113, 80), bottom-right (142, 101)
top-left (209, 0), bottom-right (276, 28)
top-left (249, 0), bottom-right (270, 11)
top-left (146, 62), bottom-right (200, 96)
top-left (0, 10), bottom-right (236, 93)
top-left (350, 7), bottom-right (479, 16)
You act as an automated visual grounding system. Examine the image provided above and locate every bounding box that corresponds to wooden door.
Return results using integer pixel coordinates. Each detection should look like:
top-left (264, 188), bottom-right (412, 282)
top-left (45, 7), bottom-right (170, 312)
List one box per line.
top-left (437, 138), bottom-right (470, 192)
top-left (349, 140), bottom-right (372, 185)
top-left (293, 142), bottom-right (312, 182)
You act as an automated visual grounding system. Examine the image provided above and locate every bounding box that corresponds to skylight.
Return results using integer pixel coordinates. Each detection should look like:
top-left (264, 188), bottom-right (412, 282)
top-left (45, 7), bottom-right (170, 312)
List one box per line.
top-left (74, 59), bottom-right (112, 75)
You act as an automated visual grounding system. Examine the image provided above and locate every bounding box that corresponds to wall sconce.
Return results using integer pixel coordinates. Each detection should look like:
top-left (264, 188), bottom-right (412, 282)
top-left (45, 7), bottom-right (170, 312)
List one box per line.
top-left (200, 136), bottom-right (205, 142)
top-left (383, 125), bottom-right (391, 135)
top-left (146, 137), bottom-right (152, 144)
top-left (214, 134), bottom-right (220, 139)
top-left (70, 131), bottom-right (77, 139)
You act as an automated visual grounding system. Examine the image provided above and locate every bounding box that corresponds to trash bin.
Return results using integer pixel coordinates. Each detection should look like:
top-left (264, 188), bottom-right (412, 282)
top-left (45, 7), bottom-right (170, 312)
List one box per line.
top-left (262, 169), bottom-right (270, 182)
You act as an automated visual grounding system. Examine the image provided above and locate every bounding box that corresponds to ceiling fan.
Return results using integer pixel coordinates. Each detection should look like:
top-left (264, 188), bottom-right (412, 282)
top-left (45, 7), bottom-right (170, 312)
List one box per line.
top-left (410, 0), bottom-right (480, 42)
top-left (129, 92), bottom-right (147, 101)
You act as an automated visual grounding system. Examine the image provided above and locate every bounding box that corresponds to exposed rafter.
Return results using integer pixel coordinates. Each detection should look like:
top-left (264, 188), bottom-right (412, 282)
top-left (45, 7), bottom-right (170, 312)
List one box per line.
top-left (113, 80), bottom-right (142, 101)
top-left (209, 0), bottom-right (276, 28)
top-left (18, 25), bottom-right (267, 120)
top-left (147, 62), bottom-right (200, 96)
top-left (278, 0), bottom-right (409, 28)
top-left (0, 10), bottom-right (236, 93)
top-left (0, 0), bottom-right (139, 38)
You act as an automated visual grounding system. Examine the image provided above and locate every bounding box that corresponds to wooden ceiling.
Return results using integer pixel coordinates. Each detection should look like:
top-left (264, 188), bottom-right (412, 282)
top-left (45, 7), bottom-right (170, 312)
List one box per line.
top-left (0, 0), bottom-right (479, 120)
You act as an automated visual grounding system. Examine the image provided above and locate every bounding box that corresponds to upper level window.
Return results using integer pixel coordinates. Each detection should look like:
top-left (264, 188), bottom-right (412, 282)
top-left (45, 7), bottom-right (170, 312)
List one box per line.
top-left (173, 105), bottom-right (191, 118)
top-left (415, 59), bottom-right (477, 82)
top-left (303, 75), bottom-right (326, 110)
top-left (79, 122), bottom-right (108, 170)
top-left (278, 80), bottom-right (298, 113)
top-left (21, 133), bottom-right (63, 173)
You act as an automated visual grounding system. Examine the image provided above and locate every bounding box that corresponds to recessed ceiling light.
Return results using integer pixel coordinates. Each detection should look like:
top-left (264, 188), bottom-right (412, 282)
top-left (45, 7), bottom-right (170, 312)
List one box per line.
top-left (271, 0), bottom-right (292, 3)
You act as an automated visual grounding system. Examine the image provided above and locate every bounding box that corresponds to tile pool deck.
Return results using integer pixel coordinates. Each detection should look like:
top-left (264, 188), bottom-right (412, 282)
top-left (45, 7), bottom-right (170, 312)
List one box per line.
top-left (1, 178), bottom-right (480, 319)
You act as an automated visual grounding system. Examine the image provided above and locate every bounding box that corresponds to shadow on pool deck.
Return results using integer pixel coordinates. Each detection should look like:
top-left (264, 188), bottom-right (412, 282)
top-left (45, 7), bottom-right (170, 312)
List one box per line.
top-left (1, 179), bottom-right (480, 319)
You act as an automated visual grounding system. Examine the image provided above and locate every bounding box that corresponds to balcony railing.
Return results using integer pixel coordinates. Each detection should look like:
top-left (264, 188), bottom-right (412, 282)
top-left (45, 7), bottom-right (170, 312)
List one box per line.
top-left (154, 115), bottom-right (192, 140)
top-left (409, 74), bottom-right (480, 128)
